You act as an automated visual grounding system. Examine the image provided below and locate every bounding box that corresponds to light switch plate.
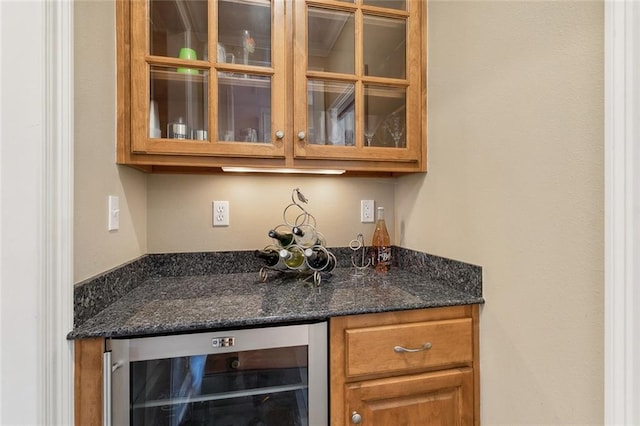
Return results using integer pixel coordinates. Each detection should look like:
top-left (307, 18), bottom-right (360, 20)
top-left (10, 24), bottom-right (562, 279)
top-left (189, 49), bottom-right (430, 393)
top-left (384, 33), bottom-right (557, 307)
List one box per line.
top-left (108, 195), bottom-right (120, 231)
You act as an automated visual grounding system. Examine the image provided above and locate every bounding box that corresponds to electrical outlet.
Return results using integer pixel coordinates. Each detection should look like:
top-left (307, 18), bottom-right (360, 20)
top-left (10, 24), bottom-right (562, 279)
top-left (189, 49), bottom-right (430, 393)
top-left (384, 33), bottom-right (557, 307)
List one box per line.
top-left (108, 195), bottom-right (120, 231)
top-left (361, 200), bottom-right (375, 223)
top-left (213, 200), bottom-right (230, 226)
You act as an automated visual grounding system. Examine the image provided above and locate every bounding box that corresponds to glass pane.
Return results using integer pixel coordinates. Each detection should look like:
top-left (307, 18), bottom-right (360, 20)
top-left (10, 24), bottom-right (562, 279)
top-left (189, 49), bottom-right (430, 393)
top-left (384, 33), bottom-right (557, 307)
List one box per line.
top-left (218, 0), bottom-right (271, 67)
top-left (363, 0), bottom-right (406, 11)
top-left (307, 80), bottom-right (355, 146)
top-left (130, 346), bottom-right (309, 425)
top-left (150, 0), bottom-right (208, 60)
top-left (364, 15), bottom-right (406, 78)
top-left (364, 85), bottom-right (406, 148)
top-left (150, 66), bottom-right (209, 140)
top-left (218, 73), bottom-right (272, 143)
top-left (308, 8), bottom-right (355, 74)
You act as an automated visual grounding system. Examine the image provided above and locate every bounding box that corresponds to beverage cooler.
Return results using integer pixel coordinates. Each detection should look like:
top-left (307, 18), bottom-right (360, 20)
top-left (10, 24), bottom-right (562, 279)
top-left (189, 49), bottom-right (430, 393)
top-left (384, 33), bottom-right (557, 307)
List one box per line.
top-left (105, 322), bottom-right (328, 426)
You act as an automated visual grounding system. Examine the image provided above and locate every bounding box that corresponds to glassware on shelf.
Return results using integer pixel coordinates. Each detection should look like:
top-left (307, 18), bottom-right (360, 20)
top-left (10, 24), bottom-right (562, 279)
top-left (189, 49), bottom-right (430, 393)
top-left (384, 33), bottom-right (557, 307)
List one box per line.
top-left (242, 30), bottom-right (255, 66)
top-left (167, 117), bottom-right (188, 140)
top-left (327, 108), bottom-right (343, 146)
top-left (383, 111), bottom-right (404, 148)
top-left (149, 100), bottom-right (161, 138)
top-left (364, 115), bottom-right (379, 147)
top-left (177, 47), bottom-right (199, 75)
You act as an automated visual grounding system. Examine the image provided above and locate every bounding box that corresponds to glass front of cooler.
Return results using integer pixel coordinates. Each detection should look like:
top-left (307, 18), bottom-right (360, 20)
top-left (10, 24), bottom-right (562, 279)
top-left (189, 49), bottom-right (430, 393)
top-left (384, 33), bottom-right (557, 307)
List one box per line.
top-left (131, 346), bottom-right (309, 426)
top-left (108, 323), bottom-right (327, 426)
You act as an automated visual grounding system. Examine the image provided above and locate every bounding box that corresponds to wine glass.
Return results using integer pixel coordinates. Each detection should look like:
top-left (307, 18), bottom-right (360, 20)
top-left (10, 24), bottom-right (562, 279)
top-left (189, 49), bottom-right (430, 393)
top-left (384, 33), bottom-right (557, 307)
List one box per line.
top-left (383, 112), bottom-right (404, 148)
top-left (365, 115), bottom-right (379, 147)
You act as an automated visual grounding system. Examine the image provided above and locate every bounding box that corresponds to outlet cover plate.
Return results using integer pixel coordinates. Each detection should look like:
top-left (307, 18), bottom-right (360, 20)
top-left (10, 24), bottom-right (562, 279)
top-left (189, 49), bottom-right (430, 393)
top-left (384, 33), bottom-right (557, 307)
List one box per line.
top-left (213, 200), bottom-right (229, 226)
top-left (361, 199), bottom-right (375, 223)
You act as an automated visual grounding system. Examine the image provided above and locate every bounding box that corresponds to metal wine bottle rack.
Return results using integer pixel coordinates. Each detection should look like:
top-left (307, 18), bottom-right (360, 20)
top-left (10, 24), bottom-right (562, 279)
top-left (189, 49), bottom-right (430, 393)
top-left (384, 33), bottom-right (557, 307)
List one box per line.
top-left (259, 188), bottom-right (337, 286)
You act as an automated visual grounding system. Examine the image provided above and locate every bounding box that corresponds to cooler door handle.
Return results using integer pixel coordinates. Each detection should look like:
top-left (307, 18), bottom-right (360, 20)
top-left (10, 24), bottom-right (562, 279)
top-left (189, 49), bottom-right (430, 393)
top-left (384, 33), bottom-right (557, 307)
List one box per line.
top-left (102, 351), bottom-right (112, 426)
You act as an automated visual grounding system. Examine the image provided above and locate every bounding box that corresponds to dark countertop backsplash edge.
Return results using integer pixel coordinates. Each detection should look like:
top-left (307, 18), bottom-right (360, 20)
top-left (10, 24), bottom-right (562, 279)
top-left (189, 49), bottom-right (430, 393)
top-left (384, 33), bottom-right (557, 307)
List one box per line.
top-left (74, 247), bottom-right (482, 328)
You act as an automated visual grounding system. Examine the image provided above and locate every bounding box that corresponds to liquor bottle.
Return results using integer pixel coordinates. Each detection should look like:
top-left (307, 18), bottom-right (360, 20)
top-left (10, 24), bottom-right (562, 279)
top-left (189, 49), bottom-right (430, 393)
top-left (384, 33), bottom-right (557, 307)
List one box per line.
top-left (279, 247), bottom-right (307, 270)
top-left (268, 229), bottom-right (295, 247)
top-left (304, 248), bottom-right (336, 272)
top-left (372, 206), bottom-right (391, 272)
top-left (254, 248), bottom-right (282, 268)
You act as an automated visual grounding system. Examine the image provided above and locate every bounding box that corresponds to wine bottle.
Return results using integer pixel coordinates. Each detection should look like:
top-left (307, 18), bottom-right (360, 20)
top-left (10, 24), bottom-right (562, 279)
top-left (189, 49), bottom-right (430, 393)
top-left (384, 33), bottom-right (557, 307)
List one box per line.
top-left (372, 206), bottom-right (391, 272)
top-left (268, 229), bottom-right (295, 247)
top-left (279, 247), bottom-right (307, 270)
top-left (304, 248), bottom-right (336, 271)
top-left (254, 248), bottom-right (281, 267)
top-left (292, 225), bottom-right (319, 248)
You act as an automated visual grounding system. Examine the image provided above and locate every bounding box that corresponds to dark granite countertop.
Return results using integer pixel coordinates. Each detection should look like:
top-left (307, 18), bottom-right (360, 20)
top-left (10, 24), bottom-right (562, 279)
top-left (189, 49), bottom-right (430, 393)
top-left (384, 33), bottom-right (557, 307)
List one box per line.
top-left (69, 248), bottom-right (484, 339)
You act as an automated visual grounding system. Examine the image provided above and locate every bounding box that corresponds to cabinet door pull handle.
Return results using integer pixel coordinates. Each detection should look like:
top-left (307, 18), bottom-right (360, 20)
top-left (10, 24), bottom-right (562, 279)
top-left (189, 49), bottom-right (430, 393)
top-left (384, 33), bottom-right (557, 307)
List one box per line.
top-left (394, 342), bottom-right (432, 353)
top-left (297, 131), bottom-right (306, 140)
top-left (275, 130), bottom-right (285, 139)
top-left (351, 411), bottom-right (362, 424)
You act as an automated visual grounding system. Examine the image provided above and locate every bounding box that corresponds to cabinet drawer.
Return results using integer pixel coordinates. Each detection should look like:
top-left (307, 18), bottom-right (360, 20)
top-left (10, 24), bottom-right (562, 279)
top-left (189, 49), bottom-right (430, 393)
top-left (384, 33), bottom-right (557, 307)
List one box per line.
top-left (345, 318), bottom-right (472, 377)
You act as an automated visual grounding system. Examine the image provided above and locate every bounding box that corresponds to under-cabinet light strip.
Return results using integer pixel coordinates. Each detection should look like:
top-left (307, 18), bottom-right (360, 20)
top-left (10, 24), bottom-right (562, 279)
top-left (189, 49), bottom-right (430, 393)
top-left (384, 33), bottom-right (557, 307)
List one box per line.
top-left (221, 167), bottom-right (346, 175)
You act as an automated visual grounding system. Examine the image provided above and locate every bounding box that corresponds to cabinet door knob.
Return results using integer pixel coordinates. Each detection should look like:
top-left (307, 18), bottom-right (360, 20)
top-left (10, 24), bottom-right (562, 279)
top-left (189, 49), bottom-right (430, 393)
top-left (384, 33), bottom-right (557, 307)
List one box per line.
top-left (351, 411), bottom-right (362, 424)
top-left (393, 342), bottom-right (432, 353)
top-left (275, 130), bottom-right (285, 139)
top-left (297, 131), bottom-right (306, 140)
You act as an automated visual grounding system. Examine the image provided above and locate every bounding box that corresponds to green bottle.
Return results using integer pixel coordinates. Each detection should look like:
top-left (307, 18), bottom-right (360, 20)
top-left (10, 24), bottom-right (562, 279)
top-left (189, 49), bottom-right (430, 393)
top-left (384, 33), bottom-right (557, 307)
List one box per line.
top-left (268, 229), bottom-right (295, 247)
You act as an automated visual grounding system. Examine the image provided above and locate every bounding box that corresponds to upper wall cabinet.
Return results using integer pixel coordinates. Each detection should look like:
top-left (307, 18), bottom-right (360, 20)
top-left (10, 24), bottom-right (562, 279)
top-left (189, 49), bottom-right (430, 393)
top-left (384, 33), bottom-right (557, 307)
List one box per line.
top-left (116, 0), bottom-right (426, 174)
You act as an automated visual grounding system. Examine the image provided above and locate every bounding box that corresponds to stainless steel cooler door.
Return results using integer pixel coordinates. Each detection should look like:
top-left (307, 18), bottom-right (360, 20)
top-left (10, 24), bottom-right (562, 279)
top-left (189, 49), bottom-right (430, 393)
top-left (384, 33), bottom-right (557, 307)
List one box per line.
top-left (107, 323), bottom-right (327, 426)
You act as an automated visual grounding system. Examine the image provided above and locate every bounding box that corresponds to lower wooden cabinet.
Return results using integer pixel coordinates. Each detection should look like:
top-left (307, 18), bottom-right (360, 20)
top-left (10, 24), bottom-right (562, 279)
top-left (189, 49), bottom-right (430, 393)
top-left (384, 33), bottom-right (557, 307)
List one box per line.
top-left (74, 305), bottom-right (480, 425)
top-left (330, 305), bottom-right (480, 426)
top-left (345, 368), bottom-right (473, 426)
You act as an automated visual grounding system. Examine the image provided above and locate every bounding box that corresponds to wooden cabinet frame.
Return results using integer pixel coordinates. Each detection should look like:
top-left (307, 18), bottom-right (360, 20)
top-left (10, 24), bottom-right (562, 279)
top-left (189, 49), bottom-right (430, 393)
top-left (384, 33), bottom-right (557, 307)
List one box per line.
top-left (74, 338), bottom-right (105, 426)
top-left (116, 0), bottom-right (427, 174)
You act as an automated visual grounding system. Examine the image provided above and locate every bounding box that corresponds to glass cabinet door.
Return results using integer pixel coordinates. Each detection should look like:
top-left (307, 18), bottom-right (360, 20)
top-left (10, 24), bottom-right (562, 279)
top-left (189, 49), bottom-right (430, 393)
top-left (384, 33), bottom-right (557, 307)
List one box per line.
top-left (130, 0), bottom-right (285, 158)
top-left (293, 0), bottom-right (422, 163)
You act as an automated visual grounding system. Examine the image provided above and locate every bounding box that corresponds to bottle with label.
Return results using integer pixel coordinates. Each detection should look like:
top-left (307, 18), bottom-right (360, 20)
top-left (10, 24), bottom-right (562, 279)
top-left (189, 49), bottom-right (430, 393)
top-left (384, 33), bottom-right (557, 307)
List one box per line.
top-left (279, 247), bottom-right (307, 270)
top-left (371, 206), bottom-right (391, 272)
top-left (268, 229), bottom-right (295, 248)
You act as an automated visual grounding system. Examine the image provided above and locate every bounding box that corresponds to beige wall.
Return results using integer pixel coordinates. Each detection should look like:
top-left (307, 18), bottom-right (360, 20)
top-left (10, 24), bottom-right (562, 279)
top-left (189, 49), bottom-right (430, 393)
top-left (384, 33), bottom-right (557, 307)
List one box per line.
top-left (75, 0), bottom-right (605, 423)
top-left (74, 0), bottom-right (148, 282)
top-left (147, 174), bottom-right (395, 253)
top-left (396, 0), bottom-right (604, 423)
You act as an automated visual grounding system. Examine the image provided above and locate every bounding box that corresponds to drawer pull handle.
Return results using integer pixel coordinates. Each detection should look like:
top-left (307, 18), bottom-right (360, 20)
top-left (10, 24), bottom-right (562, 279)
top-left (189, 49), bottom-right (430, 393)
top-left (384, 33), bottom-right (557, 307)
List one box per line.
top-left (394, 342), bottom-right (432, 353)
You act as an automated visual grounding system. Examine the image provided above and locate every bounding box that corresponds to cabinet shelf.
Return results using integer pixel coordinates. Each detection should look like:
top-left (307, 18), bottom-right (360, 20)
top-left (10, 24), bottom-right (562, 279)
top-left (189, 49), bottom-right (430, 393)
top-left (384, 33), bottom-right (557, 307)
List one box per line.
top-left (218, 73), bottom-right (271, 89)
top-left (150, 68), bottom-right (207, 83)
top-left (132, 382), bottom-right (308, 409)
